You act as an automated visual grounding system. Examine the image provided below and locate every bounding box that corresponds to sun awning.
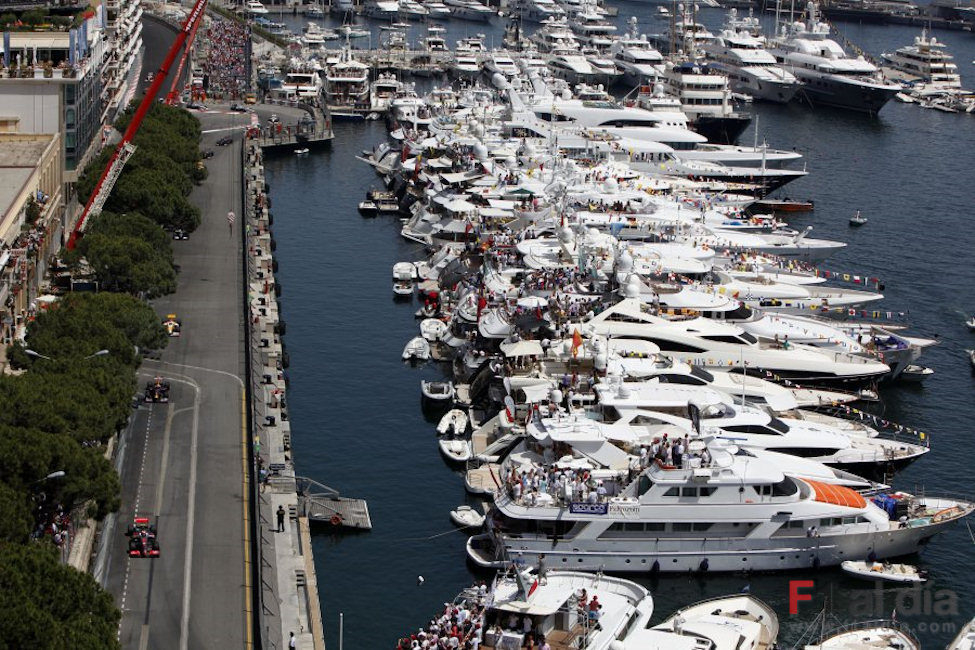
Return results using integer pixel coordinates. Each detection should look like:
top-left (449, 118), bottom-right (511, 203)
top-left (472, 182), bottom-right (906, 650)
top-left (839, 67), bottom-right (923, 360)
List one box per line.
top-left (500, 340), bottom-right (544, 358)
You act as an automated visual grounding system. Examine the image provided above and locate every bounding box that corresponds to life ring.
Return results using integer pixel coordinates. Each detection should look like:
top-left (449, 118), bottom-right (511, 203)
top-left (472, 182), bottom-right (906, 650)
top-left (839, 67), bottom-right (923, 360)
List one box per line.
top-left (330, 514), bottom-right (343, 526)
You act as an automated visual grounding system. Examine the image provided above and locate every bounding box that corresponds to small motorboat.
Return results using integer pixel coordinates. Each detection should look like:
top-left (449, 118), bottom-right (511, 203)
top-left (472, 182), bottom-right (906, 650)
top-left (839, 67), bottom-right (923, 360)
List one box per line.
top-left (439, 436), bottom-right (472, 463)
top-left (656, 6), bottom-right (670, 15)
top-left (421, 379), bottom-right (454, 403)
top-left (393, 281), bottom-right (414, 296)
top-left (437, 408), bottom-right (468, 435)
top-left (420, 318), bottom-right (448, 342)
top-left (294, 148), bottom-right (310, 155)
top-left (450, 505), bottom-right (485, 528)
top-left (393, 261), bottom-right (418, 281)
top-left (466, 533), bottom-right (505, 568)
top-left (840, 560), bottom-right (928, 584)
top-left (402, 336), bottom-right (430, 361)
top-left (358, 200), bottom-right (378, 217)
top-left (895, 91), bottom-right (917, 103)
top-left (849, 210), bottom-right (868, 227)
top-left (899, 364), bottom-right (934, 383)
top-left (965, 316), bottom-right (975, 331)
top-left (967, 349), bottom-right (975, 370)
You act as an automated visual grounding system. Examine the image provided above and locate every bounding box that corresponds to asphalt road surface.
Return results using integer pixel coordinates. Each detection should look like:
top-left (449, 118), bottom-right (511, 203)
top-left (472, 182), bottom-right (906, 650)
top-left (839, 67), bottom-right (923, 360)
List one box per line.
top-left (94, 95), bottom-right (249, 648)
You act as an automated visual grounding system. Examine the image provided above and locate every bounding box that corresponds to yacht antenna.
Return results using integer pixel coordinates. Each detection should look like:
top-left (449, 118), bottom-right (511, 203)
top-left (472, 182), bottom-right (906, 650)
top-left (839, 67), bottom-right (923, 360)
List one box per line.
top-left (753, 113), bottom-right (759, 150)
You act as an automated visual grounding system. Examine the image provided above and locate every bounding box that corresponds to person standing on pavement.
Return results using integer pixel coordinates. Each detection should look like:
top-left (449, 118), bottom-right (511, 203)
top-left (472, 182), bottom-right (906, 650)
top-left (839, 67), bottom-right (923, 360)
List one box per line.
top-left (289, 632), bottom-right (296, 648)
top-left (277, 505), bottom-right (286, 532)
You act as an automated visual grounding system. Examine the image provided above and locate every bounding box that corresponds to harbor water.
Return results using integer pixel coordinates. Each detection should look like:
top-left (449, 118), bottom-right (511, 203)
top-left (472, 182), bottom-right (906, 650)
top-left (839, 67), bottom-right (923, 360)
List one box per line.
top-left (263, 5), bottom-right (975, 646)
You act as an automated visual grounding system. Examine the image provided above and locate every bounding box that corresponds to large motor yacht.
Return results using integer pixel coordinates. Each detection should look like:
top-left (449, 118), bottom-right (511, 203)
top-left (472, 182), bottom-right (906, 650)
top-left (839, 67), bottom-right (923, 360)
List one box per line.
top-left (468, 435), bottom-right (972, 572)
top-left (767, 2), bottom-right (900, 114)
top-left (881, 29), bottom-right (962, 89)
top-left (325, 53), bottom-right (371, 119)
top-left (703, 9), bottom-right (801, 103)
top-left (579, 299), bottom-right (890, 387)
top-left (658, 60), bottom-right (752, 145)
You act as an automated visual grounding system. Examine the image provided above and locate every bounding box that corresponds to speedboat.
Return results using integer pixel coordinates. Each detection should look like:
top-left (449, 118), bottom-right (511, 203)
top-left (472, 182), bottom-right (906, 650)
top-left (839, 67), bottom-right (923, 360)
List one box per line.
top-left (421, 379), bottom-right (455, 403)
top-left (294, 148), bottom-right (309, 155)
top-left (967, 349), bottom-right (975, 370)
top-left (849, 210), bottom-right (868, 226)
top-left (393, 280), bottom-right (413, 296)
top-left (392, 261), bottom-right (418, 281)
top-left (437, 408), bottom-right (468, 435)
top-left (402, 336), bottom-right (430, 361)
top-left (899, 365), bottom-right (933, 383)
top-left (450, 504), bottom-right (485, 528)
top-left (966, 316), bottom-right (975, 331)
top-left (840, 560), bottom-right (927, 584)
top-left (420, 318), bottom-right (448, 342)
top-left (439, 435), bottom-right (472, 463)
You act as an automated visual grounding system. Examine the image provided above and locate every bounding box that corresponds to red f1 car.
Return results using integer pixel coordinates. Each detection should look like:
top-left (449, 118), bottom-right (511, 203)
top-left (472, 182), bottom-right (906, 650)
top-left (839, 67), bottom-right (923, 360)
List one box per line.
top-left (126, 517), bottom-right (160, 558)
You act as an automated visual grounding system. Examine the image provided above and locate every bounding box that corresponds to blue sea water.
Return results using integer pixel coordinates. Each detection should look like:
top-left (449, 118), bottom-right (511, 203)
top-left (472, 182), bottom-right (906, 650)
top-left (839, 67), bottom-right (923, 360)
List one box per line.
top-left (264, 6), bottom-right (975, 646)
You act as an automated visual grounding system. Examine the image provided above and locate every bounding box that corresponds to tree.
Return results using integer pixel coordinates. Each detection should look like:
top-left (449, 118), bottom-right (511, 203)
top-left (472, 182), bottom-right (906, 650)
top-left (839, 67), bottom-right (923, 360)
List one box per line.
top-left (0, 543), bottom-right (120, 650)
top-left (0, 484), bottom-right (32, 544)
top-left (0, 426), bottom-right (120, 522)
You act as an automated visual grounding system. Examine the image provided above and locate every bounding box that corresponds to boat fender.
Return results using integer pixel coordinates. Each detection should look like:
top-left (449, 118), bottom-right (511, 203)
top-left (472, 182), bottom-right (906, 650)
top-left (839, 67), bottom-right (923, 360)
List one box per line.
top-left (270, 238), bottom-right (277, 252)
top-left (272, 259), bottom-right (278, 273)
top-left (274, 281), bottom-right (282, 297)
top-left (330, 514), bottom-right (342, 526)
top-left (650, 560), bottom-right (660, 574)
top-left (867, 550), bottom-right (877, 563)
top-left (282, 351), bottom-right (290, 369)
top-left (275, 320), bottom-right (286, 336)
top-left (699, 559), bottom-right (709, 572)
top-left (268, 212), bottom-right (274, 226)
top-left (812, 557), bottom-right (820, 570)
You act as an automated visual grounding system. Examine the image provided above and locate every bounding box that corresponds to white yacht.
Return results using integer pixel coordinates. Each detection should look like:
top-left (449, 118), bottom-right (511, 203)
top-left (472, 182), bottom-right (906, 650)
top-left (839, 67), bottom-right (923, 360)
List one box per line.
top-left (369, 72), bottom-right (402, 112)
top-left (301, 22), bottom-right (333, 47)
top-left (470, 569), bottom-right (655, 649)
top-left (469, 435), bottom-right (973, 573)
top-left (593, 381), bottom-right (929, 477)
top-left (443, 0), bottom-right (494, 20)
top-left (704, 10), bottom-right (801, 103)
top-left (548, 54), bottom-right (601, 85)
top-left (881, 29), bottom-right (962, 88)
top-left (450, 53), bottom-right (483, 80)
top-left (569, 9), bottom-right (618, 51)
top-left (245, 0), bottom-right (269, 15)
top-left (579, 299), bottom-right (890, 387)
top-left (276, 69), bottom-right (323, 101)
top-left (767, 2), bottom-right (900, 114)
top-left (659, 60), bottom-right (752, 145)
top-left (620, 595), bottom-right (779, 649)
top-left (805, 620), bottom-right (920, 650)
top-left (483, 52), bottom-right (521, 78)
top-left (326, 53), bottom-right (371, 119)
top-left (510, 0), bottom-right (565, 23)
top-left (610, 39), bottom-right (664, 87)
top-left (531, 17), bottom-right (581, 54)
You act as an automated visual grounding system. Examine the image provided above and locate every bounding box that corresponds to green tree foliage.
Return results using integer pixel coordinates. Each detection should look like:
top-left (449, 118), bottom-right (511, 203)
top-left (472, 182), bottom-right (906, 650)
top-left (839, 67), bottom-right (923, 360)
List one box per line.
top-left (0, 543), bottom-right (121, 649)
top-left (0, 484), bottom-right (32, 544)
top-left (0, 426), bottom-right (120, 524)
top-left (71, 212), bottom-right (177, 298)
top-left (76, 104), bottom-right (204, 231)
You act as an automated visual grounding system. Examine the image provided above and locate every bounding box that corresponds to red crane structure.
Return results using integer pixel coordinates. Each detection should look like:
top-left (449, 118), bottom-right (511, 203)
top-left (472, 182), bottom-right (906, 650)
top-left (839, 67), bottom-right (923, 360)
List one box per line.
top-left (68, 0), bottom-right (208, 249)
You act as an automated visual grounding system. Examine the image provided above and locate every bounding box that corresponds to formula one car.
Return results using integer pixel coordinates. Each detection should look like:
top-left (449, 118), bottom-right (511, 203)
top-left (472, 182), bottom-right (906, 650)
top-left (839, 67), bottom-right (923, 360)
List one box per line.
top-left (126, 517), bottom-right (160, 558)
top-left (163, 314), bottom-right (181, 337)
top-left (144, 377), bottom-right (170, 403)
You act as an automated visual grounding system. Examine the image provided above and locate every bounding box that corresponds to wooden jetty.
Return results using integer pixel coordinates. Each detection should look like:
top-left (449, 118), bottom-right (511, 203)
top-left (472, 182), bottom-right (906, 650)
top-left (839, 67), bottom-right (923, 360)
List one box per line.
top-left (296, 476), bottom-right (372, 530)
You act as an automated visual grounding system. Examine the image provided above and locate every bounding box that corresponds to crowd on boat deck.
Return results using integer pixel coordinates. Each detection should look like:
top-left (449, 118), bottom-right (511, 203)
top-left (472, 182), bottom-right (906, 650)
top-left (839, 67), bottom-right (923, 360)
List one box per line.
top-left (201, 19), bottom-right (249, 97)
top-left (395, 585), bottom-right (488, 649)
top-left (501, 433), bottom-right (713, 507)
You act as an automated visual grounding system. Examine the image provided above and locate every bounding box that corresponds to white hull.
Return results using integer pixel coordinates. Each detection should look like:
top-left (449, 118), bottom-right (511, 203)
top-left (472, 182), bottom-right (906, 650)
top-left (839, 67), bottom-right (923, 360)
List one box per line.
top-left (486, 516), bottom-right (960, 573)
